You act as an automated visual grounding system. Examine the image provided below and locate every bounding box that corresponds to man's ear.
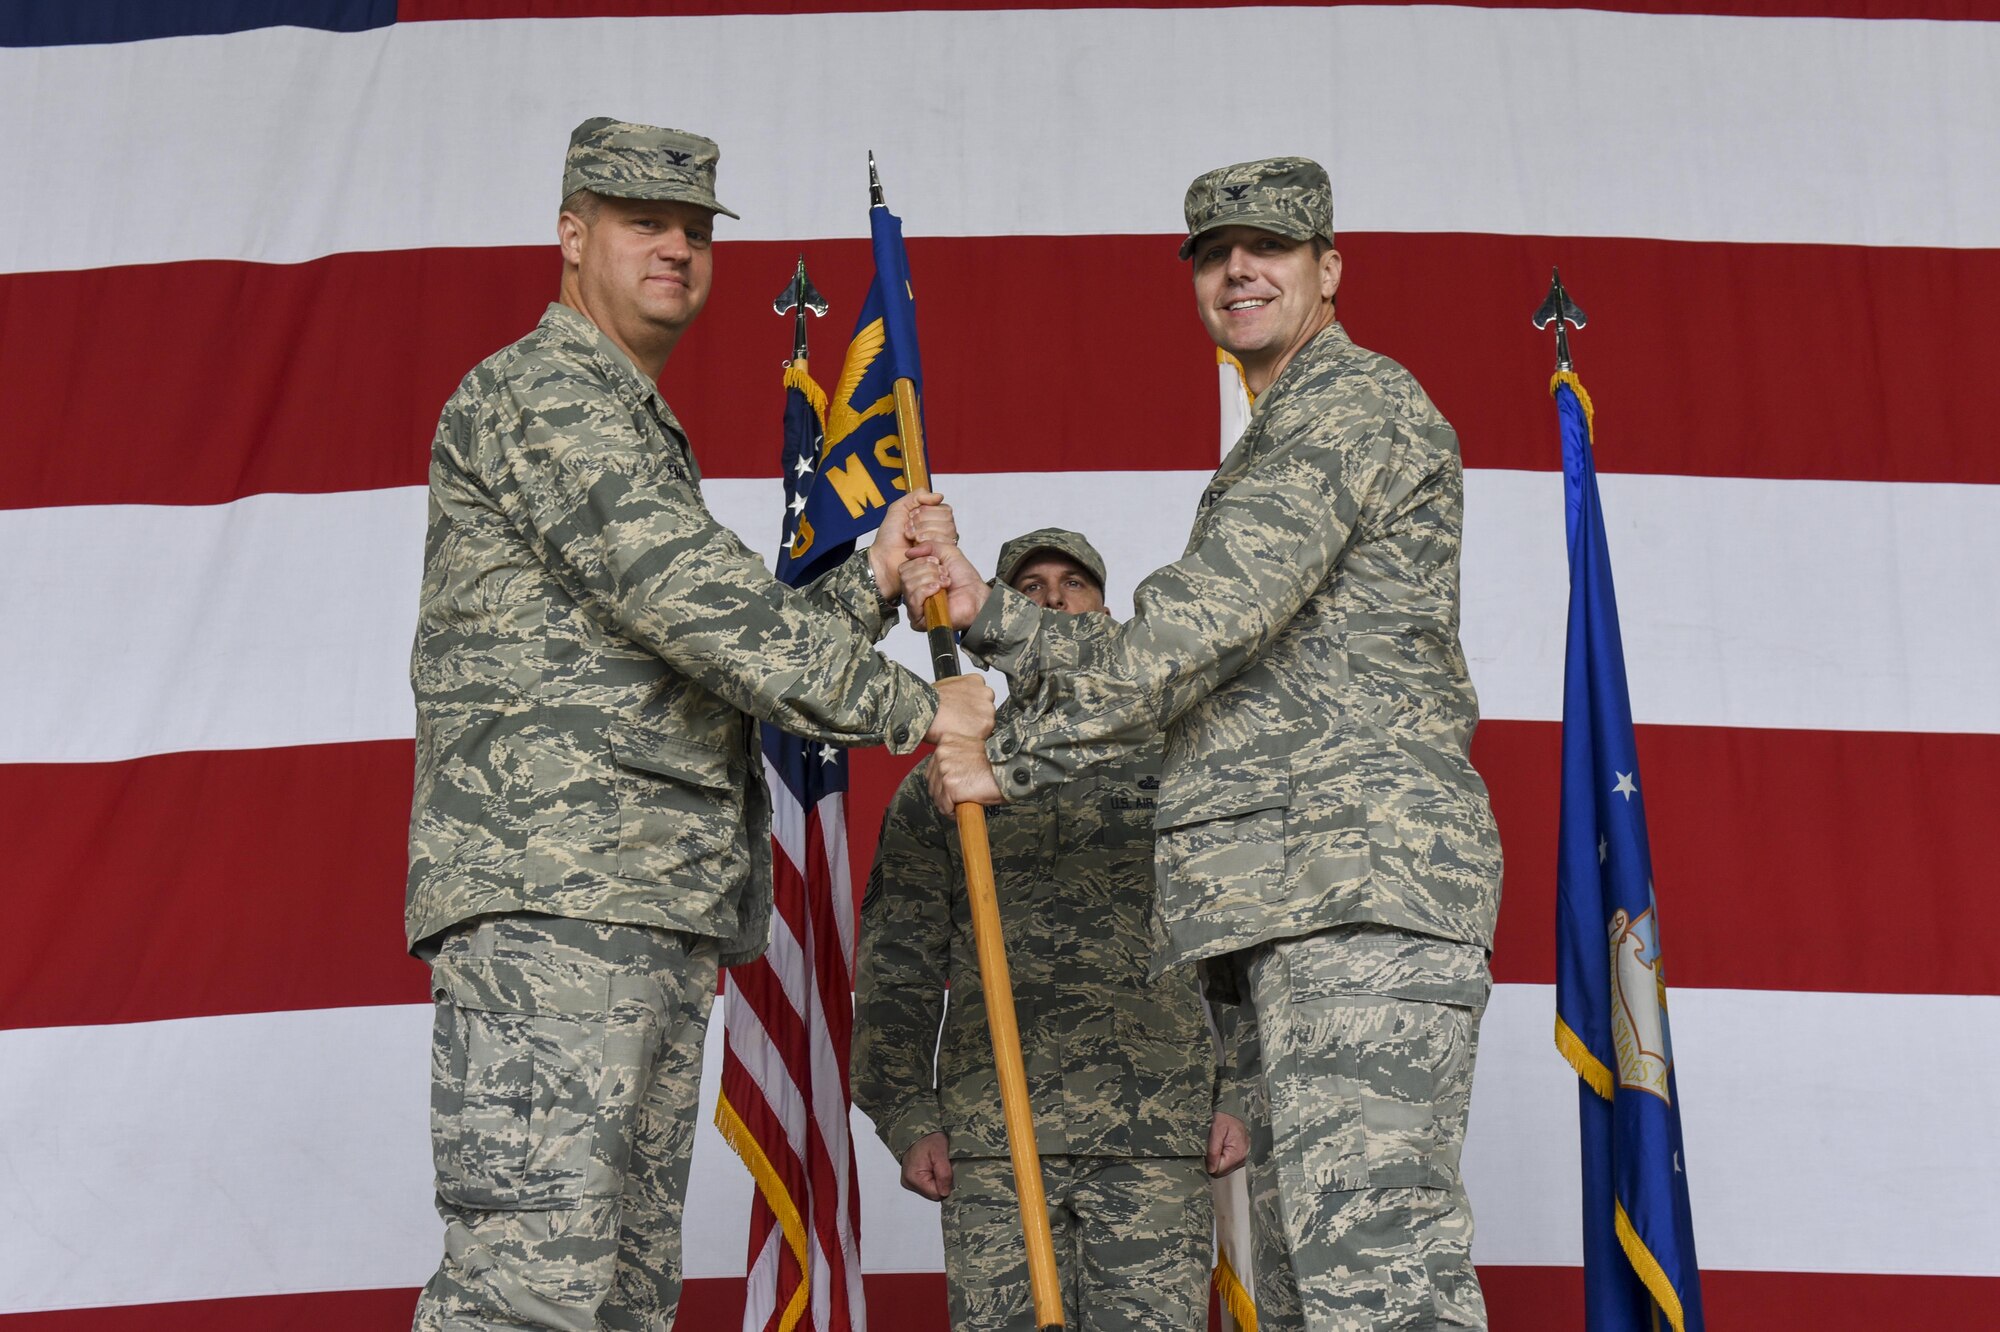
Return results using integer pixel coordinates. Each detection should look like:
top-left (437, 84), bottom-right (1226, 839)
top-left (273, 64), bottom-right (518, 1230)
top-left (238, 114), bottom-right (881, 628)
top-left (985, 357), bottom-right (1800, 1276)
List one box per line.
top-left (557, 211), bottom-right (587, 267)
top-left (1320, 248), bottom-right (1343, 302)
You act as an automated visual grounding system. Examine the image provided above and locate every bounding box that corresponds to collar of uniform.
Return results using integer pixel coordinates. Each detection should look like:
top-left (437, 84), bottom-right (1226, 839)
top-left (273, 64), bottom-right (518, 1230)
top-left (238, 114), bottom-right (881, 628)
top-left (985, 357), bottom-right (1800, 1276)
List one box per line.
top-left (1259, 319), bottom-right (1350, 406)
top-left (1212, 321), bottom-right (1351, 484)
top-left (535, 302), bottom-right (686, 434)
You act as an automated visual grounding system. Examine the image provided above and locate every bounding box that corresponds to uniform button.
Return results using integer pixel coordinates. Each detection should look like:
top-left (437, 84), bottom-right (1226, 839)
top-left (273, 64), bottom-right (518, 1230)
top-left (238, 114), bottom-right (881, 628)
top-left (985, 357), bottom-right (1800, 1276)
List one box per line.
top-left (893, 725), bottom-right (910, 746)
top-left (1012, 767), bottom-right (1030, 785)
top-left (997, 738), bottom-right (1016, 757)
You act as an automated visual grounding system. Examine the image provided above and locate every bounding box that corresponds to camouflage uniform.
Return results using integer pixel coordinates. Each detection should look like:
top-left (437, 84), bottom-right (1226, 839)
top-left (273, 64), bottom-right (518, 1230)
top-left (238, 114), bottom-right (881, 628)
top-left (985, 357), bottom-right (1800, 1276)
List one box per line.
top-left (854, 556), bottom-right (1224, 1332)
top-left (409, 119), bottom-right (936, 1332)
top-left (962, 160), bottom-right (1503, 1331)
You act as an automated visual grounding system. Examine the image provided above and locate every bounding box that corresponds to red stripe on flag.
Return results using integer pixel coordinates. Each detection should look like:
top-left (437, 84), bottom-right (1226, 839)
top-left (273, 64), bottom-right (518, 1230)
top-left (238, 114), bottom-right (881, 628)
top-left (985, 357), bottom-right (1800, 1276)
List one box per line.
top-left (2, 1270), bottom-right (1995, 1329)
top-left (8, 234), bottom-right (1997, 510)
top-left (1476, 721), bottom-right (1997, 994)
top-left (1477, 1267), bottom-right (2000, 1329)
top-left (851, 723), bottom-right (2000, 999)
top-left (396, 1), bottom-right (2000, 23)
top-left (1, 742), bottom-right (427, 1031)
top-left (0, 1290), bottom-right (423, 1329)
top-left (8, 720), bottom-right (1994, 1030)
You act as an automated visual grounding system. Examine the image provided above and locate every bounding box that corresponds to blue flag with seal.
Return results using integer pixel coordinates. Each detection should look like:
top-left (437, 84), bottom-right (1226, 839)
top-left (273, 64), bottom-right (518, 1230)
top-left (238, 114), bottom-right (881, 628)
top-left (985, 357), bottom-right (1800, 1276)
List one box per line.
top-left (777, 201), bottom-right (925, 583)
top-left (1552, 369), bottom-right (1705, 1332)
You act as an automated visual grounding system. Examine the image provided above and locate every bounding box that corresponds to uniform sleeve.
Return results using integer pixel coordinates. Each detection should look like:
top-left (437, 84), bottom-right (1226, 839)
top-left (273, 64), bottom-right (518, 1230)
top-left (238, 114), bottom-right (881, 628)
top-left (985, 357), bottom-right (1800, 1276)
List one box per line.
top-left (1207, 996), bottom-right (1252, 1124)
top-left (850, 765), bottom-right (956, 1160)
top-left (489, 379), bottom-right (935, 754)
top-left (967, 406), bottom-right (1395, 798)
top-left (800, 546), bottom-right (900, 643)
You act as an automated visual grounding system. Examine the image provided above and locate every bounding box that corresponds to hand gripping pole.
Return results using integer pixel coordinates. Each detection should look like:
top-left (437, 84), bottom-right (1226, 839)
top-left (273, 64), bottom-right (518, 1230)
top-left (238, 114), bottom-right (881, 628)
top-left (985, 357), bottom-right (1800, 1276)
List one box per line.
top-left (894, 377), bottom-right (1066, 1331)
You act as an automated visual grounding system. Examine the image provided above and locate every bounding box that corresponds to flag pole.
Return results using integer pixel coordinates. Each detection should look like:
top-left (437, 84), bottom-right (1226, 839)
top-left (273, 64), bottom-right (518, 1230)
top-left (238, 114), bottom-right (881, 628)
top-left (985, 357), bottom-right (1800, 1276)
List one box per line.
top-left (874, 153), bottom-right (1066, 1332)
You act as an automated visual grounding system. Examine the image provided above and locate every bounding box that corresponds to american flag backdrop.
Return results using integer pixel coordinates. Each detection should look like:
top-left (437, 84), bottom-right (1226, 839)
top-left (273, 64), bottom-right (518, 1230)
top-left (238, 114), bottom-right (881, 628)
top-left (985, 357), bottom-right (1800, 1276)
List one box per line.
top-left (3, 3), bottom-right (1998, 1329)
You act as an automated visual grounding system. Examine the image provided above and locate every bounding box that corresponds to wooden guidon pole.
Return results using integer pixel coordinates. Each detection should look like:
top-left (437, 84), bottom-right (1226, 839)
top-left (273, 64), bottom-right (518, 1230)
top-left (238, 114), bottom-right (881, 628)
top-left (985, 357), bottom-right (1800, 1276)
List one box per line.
top-left (893, 377), bottom-right (1065, 1331)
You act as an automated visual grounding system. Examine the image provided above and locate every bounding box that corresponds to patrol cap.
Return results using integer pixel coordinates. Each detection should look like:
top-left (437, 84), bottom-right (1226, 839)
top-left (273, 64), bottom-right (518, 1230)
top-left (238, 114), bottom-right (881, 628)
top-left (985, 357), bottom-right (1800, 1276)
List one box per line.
top-left (1179, 156), bottom-right (1332, 260)
top-left (996, 528), bottom-right (1107, 592)
top-left (562, 117), bottom-right (740, 219)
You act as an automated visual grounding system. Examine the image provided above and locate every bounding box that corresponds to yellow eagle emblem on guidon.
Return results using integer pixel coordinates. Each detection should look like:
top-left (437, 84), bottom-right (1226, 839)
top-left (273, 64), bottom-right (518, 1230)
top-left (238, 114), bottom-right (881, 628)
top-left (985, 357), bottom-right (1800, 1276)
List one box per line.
top-left (823, 316), bottom-right (896, 451)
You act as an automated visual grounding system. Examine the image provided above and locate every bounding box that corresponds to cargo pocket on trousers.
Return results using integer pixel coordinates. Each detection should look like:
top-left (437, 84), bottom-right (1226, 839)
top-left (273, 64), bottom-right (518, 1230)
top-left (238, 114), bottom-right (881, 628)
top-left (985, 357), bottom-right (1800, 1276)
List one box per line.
top-left (429, 958), bottom-right (608, 1210)
top-left (1267, 987), bottom-right (1470, 1192)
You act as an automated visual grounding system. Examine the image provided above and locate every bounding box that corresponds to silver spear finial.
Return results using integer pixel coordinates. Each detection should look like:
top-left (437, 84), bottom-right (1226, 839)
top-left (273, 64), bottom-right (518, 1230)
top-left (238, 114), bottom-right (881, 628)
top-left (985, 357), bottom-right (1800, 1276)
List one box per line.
top-left (773, 253), bottom-right (828, 362)
top-left (1532, 267), bottom-right (1588, 372)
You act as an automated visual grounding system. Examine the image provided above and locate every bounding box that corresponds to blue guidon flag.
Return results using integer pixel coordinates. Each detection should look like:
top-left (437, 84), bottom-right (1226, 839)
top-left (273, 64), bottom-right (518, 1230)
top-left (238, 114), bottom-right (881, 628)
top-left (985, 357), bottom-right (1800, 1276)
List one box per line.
top-left (1551, 370), bottom-right (1706, 1332)
top-left (776, 199), bottom-right (925, 581)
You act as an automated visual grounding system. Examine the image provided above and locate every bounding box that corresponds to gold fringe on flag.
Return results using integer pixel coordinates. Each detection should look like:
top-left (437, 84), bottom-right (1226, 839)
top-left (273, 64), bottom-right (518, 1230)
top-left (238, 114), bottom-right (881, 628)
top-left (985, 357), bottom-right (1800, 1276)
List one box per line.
top-left (1549, 368), bottom-right (1597, 430)
top-left (714, 1092), bottom-right (814, 1332)
top-left (1615, 1200), bottom-right (1689, 1332)
top-left (1212, 1246), bottom-right (1259, 1331)
top-left (1555, 1015), bottom-right (1616, 1102)
top-left (785, 356), bottom-right (830, 439)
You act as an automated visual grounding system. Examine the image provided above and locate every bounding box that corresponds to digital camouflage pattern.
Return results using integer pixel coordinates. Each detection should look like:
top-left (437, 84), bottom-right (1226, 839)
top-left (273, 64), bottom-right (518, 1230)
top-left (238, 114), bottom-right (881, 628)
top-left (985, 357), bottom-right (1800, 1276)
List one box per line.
top-left (560, 117), bottom-right (739, 217)
top-left (415, 914), bottom-right (721, 1332)
top-left (965, 317), bottom-right (1499, 1326)
top-left (967, 321), bottom-right (1503, 972)
top-left (1178, 155), bottom-right (1334, 259)
top-left (940, 1156), bottom-right (1214, 1332)
top-left (407, 300), bottom-right (935, 966)
top-left (1227, 926), bottom-right (1490, 1330)
top-left (851, 704), bottom-right (1223, 1162)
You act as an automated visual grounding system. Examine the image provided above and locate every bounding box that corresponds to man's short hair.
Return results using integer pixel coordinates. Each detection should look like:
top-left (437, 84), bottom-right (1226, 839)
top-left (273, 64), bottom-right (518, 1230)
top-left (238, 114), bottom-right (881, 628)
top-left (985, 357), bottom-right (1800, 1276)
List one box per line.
top-left (559, 188), bottom-right (602, 225)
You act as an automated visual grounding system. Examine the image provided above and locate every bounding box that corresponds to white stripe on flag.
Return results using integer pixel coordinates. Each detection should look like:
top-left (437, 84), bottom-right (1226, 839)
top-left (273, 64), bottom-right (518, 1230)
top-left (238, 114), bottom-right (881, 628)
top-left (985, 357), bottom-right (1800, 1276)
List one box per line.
top-left (5, 9), bottom-right (1997, 273)
top-left (818, 792), bottom-right (856, 969)
top-left (766, 754), bottom-right (811, 879)
top-left (1, 988), bottom-right (1994, 1312)
top-left (721, 997), bottom-right (811, 1156)
top-left (7, 472), bottom-right (1997, 762)
top-left (742, 1227), bottom-right (783, 1330)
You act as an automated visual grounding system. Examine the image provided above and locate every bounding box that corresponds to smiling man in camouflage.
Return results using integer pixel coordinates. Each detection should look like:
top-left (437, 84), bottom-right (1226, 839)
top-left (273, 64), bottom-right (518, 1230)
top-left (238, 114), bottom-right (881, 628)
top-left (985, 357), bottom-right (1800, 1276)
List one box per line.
top-left (913, 159), bottom-right (1502, 1330)
top-left (405, 117), bottom-right (992, 1332)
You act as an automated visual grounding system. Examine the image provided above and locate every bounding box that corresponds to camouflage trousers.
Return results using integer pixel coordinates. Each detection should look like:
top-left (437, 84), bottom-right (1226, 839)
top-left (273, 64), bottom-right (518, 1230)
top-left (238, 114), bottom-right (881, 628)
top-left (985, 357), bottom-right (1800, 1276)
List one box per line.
top-left (940, 1154), bottom-right (1213, 1332)
top-left (412, 913), bottom-right (721, 1332)
top-left (1232, 926), bottom-right (1491, 1332)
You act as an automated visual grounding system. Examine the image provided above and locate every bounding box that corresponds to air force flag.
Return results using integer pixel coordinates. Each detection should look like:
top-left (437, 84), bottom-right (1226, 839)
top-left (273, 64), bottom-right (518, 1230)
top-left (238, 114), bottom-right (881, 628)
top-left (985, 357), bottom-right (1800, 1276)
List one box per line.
top-left (1551, 371), bottom-right (1706, 1332)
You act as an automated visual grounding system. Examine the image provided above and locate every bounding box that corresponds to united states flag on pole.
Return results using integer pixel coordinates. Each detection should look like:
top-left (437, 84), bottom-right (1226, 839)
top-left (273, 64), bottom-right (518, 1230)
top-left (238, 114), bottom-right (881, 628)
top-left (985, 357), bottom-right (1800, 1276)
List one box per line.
top-left (4, 3), bottom-right (1998, 1328)
top-left (713, 339), bottom-right (868, 1332)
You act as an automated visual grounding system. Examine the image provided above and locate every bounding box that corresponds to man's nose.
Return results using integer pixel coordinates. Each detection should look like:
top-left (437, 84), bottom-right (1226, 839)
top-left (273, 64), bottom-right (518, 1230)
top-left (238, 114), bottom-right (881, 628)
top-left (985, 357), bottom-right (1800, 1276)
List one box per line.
top-left (1224, 244), bottom-right (1257, 280)
top-left (656, 227), bottom-right (692, 259)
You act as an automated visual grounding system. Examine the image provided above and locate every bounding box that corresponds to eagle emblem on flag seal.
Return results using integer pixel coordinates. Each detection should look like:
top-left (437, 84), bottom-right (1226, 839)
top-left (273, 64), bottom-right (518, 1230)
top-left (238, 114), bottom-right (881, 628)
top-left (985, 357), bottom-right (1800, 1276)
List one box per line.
top-left (1609, 885), bottom-right (1675, 1104)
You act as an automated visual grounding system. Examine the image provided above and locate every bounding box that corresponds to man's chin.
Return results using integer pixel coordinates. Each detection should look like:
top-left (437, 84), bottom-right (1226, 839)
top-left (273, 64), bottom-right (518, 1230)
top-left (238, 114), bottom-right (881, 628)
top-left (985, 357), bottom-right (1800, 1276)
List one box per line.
top-left (1214, 333), bottom-right (1270, 362)
top-left (640, 301), bottom-right (704, 334)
